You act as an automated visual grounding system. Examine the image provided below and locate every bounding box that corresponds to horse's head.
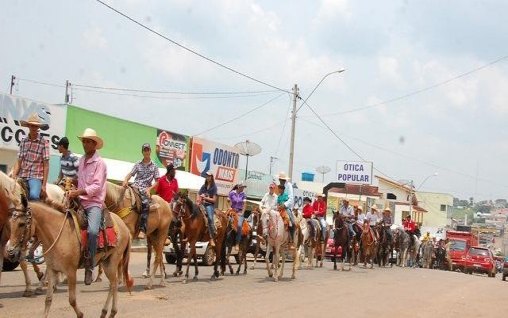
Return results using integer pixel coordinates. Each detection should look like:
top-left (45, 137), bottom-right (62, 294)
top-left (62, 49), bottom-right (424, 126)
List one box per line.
top-left (333, 212), bottom-right (344, 229)
top-left (6, 193), bottom-right (30, 262)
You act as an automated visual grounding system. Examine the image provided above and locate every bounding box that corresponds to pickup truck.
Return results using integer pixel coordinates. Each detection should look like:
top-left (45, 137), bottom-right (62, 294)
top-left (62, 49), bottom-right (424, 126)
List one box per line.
top-left (445, 230), bottom-right (479, 271)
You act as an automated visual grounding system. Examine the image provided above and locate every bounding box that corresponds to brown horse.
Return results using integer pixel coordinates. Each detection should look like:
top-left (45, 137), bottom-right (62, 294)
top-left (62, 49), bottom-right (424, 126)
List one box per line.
top-left (104, 181), bottom-right (172, 289)
top-left (0, 187), bottom-right (10, 285)
top-left (6, 194), bottom-right (133, 318)
top-left (224, 209), bottom-right (251, 275)
top-left (332, 213), bottom-right (351, 271)
top-left (361, 223), bottom-right (377, 268)
top-left (249, 207), bottom-right (266, 270)
top-left (172, 195), bottom-right (227, 283)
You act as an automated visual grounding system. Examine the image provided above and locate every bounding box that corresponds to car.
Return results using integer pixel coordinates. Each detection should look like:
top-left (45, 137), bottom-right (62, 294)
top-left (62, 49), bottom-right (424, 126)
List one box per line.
top-left (502, 257), bottom-right (508, 281)
top-left (164, 240), bottom-right (239, 266)
top-left (325, 231), bottom-right (342, 260)
top-left (246, 230), bottom-right (266, 258)
top-left (463, 246), bottom-right (496, 277)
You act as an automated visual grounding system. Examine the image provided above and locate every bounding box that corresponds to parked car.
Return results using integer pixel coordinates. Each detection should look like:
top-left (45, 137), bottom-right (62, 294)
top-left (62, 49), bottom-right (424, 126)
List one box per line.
top-left (325, 231), bottom-right (342, 260)
top-left (463, 246), bottom-right (496, 277)
top-left (246, 230), bottom-right (266, 258)
top-left (502, 256), bottom-right (508, 281)
top-left (164, 241), bottom-right (239, 266)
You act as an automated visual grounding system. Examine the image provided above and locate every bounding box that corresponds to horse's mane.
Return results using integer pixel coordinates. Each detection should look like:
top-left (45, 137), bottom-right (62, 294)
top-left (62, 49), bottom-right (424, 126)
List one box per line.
top-left (184, 196), bottom-right (198, 218)
top-left (0, 171), bottom-right (24, 205)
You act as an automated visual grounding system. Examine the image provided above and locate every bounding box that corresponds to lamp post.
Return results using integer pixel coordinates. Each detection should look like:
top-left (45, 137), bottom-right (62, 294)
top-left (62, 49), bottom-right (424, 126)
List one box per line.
top-left (288, 69), bottom-right (345, 180)
top-left (417, 172), bottom-right (438, 190)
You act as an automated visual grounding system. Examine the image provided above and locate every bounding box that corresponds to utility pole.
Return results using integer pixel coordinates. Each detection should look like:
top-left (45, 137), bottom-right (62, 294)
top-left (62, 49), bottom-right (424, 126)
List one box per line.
top-left (65, 80), bottom-right (71, 104)
top-left (288, 84), bottom-right (299, 180)
top-left (9, 75), bottom-right (16, 94)
top-left (409, 179), bottom-right (413, 220)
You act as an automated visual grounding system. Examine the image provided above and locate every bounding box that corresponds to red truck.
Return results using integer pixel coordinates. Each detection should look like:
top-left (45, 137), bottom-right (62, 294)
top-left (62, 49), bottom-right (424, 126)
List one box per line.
top-left (446, 230), bottom-right (479, 271)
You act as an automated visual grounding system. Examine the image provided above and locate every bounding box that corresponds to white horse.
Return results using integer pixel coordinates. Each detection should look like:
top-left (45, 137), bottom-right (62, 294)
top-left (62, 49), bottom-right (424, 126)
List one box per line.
top-left (261, 209), bottom-right (296, 281)
top-left (297, 217), bottom-right (321, 269)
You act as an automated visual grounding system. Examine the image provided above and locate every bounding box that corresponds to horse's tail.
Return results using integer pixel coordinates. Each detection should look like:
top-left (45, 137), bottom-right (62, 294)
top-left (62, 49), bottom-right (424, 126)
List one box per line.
top-left (122, 238), bottom-right (134, 293)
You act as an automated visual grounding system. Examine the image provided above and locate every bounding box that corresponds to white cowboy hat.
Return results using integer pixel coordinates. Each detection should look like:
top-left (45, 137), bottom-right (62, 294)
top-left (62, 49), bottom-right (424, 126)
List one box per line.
top-left (276, 171), bottom-right (290, 180)
top-left (77, 128), bottom-right (104, 150)
top-left (20, 113), bottom-right (49, 129)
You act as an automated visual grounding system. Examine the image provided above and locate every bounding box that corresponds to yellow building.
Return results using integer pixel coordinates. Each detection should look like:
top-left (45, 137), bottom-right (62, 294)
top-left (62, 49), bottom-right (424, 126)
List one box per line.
top-left (415, 191), bottom-right (453, 227)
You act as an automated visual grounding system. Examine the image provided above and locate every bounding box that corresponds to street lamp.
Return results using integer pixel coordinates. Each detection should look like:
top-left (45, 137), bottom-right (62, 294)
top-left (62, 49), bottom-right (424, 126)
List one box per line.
top-left (417, 172), bottom-right (438, 190)
top-left (288, 69), bottom-right (346, 180)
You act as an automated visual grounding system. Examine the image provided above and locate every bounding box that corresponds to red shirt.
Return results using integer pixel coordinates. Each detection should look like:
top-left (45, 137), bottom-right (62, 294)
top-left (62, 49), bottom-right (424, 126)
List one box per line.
top-left (302, 204), bottom-right (313, 219)
top-left (156, 176), bottom-right (179, 202)
top-left (312, 200), bottom-right (327, 218)
top-left (403, 219), bottom-right (416, 232)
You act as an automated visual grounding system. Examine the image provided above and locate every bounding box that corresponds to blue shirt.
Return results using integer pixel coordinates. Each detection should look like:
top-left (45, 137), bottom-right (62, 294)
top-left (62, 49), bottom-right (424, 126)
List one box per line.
top-left (199, 184), bottom-right (217, 206)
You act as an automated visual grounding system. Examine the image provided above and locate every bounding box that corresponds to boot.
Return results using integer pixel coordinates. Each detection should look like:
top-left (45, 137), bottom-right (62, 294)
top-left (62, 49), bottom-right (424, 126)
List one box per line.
top-left (84, 254), bottom-right (93, 285)
top-left (209, 238), bottom-right (215, 247)
top-left (137, 230), bottom-right (146, 240)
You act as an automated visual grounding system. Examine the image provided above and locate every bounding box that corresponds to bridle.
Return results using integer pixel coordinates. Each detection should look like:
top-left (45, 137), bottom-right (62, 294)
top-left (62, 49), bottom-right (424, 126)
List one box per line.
top-left (8, 203), bottom-right (33, 253)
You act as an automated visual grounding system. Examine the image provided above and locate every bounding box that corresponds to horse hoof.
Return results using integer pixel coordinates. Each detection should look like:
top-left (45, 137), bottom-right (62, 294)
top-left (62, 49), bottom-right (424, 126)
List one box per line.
top-left (144, 285), bottom-right (152, 290)
top-left (291, 275), bottom-right (295, 279)
top-left (243, 271), bottom-right (247, 275)
top-left (250, 266), bottom-right (255, 270)
top-left (22, 290), bottom-right (33, 297)
top-left (95, 277), bottom-right (103, 283)
top-left (182, 279), bottom-right (187, 284)
top-left (235, 272), bottom-right (240, 276)
top-left (35, 287), bottom-right (44, 295)
top-left (193, 276), bottom-right (198, 281)
top-left (273, 277), bottom-right (278, 282)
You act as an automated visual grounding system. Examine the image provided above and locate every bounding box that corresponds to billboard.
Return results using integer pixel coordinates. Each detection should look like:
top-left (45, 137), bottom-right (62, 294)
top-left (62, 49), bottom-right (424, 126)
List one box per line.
top-left (190, 137), bottom-right (240, 195)
top-left (336, 160), bottom-right (373, 185)
top-left (155, 129), bottom-right (189, 170)
top-left (0, 93), bottom-right (66, 154)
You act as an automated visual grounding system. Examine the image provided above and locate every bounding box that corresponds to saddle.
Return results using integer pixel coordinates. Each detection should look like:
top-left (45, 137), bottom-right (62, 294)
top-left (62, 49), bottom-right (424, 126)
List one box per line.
top-left (199, 204), bottom-right (223, 234)
top-left (227, 210), bottom-right (250, 237)
top-left (277, 206), bottom-right (290, 230)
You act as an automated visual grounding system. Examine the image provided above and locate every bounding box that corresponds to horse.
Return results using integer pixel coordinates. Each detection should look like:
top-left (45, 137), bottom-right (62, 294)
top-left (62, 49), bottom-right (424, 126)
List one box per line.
top-left (298, 217), bottom-right (321, 269)
top-left (0, 186), bottom-right (10, 285)
top-left (332, 213), bottom-right (351, 271)
top-left (420, 240), bottom-right (434, 269)
top-left (103, 181), bottom-right (172, 289)
top-left (434, 244), bottom-right (447, 270)
top-left (6, 194), bottom-right (133, 318)
top-left (249, 207), bottom-right (266, 270)
top-left (360, 222), bottom-right (377, 269)
top-left (261, 208), bottom-right (296, 281)
top-left (172, 195), bottom-right (227, 283)
top-left (375, 223), bottom-right (392, 267)
top-left (392, 227), bottom-right (409, 267)
top-left (223, 209), bottom-right (251, 275)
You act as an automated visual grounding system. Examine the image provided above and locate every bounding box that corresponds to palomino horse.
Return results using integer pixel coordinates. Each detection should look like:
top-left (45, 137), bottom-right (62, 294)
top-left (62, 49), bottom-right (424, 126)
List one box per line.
top-left (332, 213), bottom-right (351, 271)
top-left (375, 223), bottom-right (392, 267)
top-left (360, 223), bottom-right (377, 268)
top-left (0, 187), bottom-right (10, 285)
top-left (392, 227), bottom-right (410, 267)
top-left (104, 181), bottom-right (172, 289)
top-left (172, 195), bottom-right (227, 283)
top-left (261, 208), bottom-right (296, 281)
top-left (6, 195), bottom-right (133, 318)
top-left (224, 209), bottom-right (251, 275)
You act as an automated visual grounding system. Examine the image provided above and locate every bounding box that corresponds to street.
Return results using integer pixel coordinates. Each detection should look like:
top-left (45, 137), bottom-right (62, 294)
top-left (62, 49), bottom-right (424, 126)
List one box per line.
top-left (0, 252), bottom-right (506, 317)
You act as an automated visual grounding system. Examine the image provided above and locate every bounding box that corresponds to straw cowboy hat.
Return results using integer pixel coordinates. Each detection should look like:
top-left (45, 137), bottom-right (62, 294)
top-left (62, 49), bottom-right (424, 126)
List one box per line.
top-left (20, 113), bottom-right (49, 129)
top-left (77, 128), bottom-right (104, 150)
top-left (276, 171), bottom-right (290, 181)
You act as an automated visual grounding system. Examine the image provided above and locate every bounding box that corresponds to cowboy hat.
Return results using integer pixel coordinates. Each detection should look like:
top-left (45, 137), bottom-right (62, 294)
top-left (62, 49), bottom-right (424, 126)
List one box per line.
top-left (20, 113), bottom-right (49, 129)
top-left (276, 171), bottom-right (290, 181)
top-left (77, 128), bottom-right (104, 150)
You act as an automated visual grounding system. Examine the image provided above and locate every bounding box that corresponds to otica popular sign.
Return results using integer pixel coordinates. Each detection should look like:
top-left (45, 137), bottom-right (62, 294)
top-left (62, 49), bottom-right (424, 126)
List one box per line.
top-left (336, 161), bottom-right (373, 185)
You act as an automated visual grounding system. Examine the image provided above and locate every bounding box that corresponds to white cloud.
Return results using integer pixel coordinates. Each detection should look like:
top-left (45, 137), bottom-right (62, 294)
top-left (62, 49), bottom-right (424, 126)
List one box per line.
top-left (82, 26), bottom-right (107, 49)
top-left (316, 0), bottom-right (351, 21)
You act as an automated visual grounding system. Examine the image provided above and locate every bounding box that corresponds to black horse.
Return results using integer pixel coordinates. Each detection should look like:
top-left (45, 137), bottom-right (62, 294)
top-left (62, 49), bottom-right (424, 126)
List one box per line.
top-left (375, 223), bottom-right (392, 267)
top-left (332, 213), bottom-right (351, 271)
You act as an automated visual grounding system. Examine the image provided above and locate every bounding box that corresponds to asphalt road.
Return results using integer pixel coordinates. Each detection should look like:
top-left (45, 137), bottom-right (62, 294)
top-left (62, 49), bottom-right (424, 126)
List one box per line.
top-left (0, 252), bottom-right (507, 318)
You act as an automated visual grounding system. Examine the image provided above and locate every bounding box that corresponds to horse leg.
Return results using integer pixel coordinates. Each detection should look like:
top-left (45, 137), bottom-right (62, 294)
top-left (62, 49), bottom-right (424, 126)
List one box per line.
top-left (308, 243), bottom-right (314, 269)
top-left (143, 242), bottom-right (152, 278)
top-left (265, 243), bottom-right (273, 278)
top-left (20, 259), bottom-right (34, 297)
top-left (43, 269), bottom-right (56, 318)
top-left (183, 242), bottom-right (193, 284)
top-left (279, 245), bottom-right (287, 279)
top-left (291, 242), bottom-right (297, 279)
top-left (192, 245), bottom-right (199, 280)
top-left (273, 245), bottom-right (279, 282)
top-left (100, 260), bottom-right (120, 318)
top-left (250, 237), bottom-right (259, 270)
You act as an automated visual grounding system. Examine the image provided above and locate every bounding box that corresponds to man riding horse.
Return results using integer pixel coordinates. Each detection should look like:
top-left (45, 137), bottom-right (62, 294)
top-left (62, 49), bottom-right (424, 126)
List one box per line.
top-left (339, 199), bottom-right (355, 239)
top-left (312, 193), bottom-right (327, 242)
top-left (276, 172), bottom-right (295, 249)
top-left (381, 207), bottom-right (393, 242)
top-left (403, 214), bottom-right (417, 247)
top-left (122, 143), bottom-right (160, 240)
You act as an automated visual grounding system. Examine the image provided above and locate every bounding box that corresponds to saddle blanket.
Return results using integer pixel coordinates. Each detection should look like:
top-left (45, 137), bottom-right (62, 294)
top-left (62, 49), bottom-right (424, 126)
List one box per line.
top-left (81, 228), bottom-right (117, 250)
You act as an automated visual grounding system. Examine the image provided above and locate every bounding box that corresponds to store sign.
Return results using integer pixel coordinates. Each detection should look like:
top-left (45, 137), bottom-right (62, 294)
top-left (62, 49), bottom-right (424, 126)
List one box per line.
top-left (336, 160), bottom-right (373, 185)
top-left (156, 129), bottom-right (189, 170)
top-left (0, 93), bottom-right (66, 154)
top-left (190, 137), bottom-right (240, 195)
top-left (293, 188), bottom-right (317, 209)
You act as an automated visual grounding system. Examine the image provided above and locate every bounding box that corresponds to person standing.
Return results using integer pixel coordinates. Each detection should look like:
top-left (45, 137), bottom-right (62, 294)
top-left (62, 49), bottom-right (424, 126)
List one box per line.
top-left (55, 137), bottom-right (79, 188)
top-left (68, 128), bottom-right (107, 285)
top-left (122, 143), bottom-right (160, 239)
top-left (12, 113), bottom-right (50, 200)
top-left (198, 171), bottom-right (218, 246)
top-left (312, 194), bottom-right (328, 241)
top-left (229, 182), bottom-right (247, 250)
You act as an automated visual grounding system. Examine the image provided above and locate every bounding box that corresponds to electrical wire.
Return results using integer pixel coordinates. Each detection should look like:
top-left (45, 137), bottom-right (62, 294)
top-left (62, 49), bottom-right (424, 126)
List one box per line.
top-left (274, 93), bottom-right (293, 156)
top-left (95, 0), bottom-right (291, 94)
top-left (17, 78), bottom-right (66, 88)
top-left (212, 119), bottom-right (286, 141)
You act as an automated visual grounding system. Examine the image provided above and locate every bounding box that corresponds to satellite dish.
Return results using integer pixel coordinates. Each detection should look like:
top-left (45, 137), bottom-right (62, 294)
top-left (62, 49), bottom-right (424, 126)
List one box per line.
top-left (316, 165), bottom-right (331, 182)
top-left (234, 140), bottom-right (262, 180)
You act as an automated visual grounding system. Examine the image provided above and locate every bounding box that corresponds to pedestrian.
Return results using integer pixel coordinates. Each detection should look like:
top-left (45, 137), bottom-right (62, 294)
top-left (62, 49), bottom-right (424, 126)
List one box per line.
top-left (229, 182), bottom-right (247, 250)
top-left (122, 143), bottom-right (160, 239)
top-left (55, 136), bottom-right (79, 188)
top-left (198, 171), bottom-right (218, 246)
top-left (68, 128), bottom-right (107, 285)
top-left (11, 113), bottom-right (49, 201)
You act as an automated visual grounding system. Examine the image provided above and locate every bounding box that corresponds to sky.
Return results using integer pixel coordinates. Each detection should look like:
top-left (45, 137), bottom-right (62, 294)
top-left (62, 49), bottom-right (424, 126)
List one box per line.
top-left (1, 0), bottom-right (508, 201)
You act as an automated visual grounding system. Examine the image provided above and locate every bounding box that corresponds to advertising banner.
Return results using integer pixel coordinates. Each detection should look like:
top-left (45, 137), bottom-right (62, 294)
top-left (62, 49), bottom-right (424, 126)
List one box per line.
top-left (336, 160), bottom-right (373, 185)
top-left (155, 129), bottom-right (189, 170)
top-left (293, 188), bottom-right (317, 210)
top-left (190, 137), bottom-right (240, 195)
top-left (0, 93), bottom-right (66, 154)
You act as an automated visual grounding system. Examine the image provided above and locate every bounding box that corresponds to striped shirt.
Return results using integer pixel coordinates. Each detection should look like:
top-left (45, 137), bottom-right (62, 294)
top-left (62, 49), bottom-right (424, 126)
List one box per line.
top-left (130, 160), bottom-right (159, 190)
top-left (60, 151), bottom-right (79, 179)
top-left (17, 134), bottom-right (49, 180)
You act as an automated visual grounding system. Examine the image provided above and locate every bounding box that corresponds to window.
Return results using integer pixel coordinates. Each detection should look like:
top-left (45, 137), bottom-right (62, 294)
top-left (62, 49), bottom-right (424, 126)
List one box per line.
top-left (440, 204), bottom-right (446, 212)
top-left (0, 164), bottom-right (6, 173)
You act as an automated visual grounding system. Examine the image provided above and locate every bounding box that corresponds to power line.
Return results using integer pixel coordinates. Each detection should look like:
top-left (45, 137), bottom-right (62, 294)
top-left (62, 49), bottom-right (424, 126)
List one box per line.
top-left (213, 119), bottom-right (286, 141)
top-left (274, 93), bottom-right (293, 156)
top-left (194, 93), bottom-right (285, 136)
top-left (17, 78), bottom-right (66, 88)
top-left (95, 0), bottom-right (291, 94)
top-left (316, 54), bottom-right (508, 117)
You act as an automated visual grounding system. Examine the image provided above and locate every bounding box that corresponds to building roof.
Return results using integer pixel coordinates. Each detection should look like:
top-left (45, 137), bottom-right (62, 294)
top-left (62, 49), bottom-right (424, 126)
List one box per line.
top-left (375, 175), bottom-right (412, 192)
top-left (328, 183), bottom-right (381, 197)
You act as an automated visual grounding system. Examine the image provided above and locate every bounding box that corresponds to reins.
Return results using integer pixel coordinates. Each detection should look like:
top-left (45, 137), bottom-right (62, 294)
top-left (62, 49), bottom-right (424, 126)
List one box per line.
top-left (42, 209), bottom-right (69, 256)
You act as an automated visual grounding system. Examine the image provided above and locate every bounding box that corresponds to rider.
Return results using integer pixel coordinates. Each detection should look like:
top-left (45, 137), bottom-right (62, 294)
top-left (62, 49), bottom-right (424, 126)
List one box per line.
top-left (403, 215), bottom-right (416, 245)
top-left (12, 113), bottom-right (50, 201)
top-left (339, 199), bottom-right (356, 239)
top-left (366, 207), bottom-right (379, 227)
top-left (259, 183), bottom-right (277, 213)
top-left (55, 137), bottom-right (79, 188)
top-left (356, 206), bottom-right (366, 228)
top-left (149, 163), bottom-right (179, 245)
top-left (381, 207), bottom-right (393, 242)
top-left (198, 171), bottom-right (217, 246)
top-left (122, 143), bottom-right (160, 240)
top-left (276, 172), bottom-right (295, 249)
top-left (68, 128), bottom-right (107, 285)
top-left (312, 193), bottom-right (327, 242)
top-left (229, 182), bottom-right (247, 251)
top-left (302, 197), bottom-right (315, 240)
top-left (422, 231), bottom-right (431, 243)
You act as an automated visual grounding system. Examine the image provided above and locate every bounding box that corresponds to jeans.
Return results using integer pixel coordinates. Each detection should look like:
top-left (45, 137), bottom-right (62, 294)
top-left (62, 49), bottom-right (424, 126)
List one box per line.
top-left (317, 217), bottom-right (327, 240)
top-left (287, 209), bottom-right (295, 240)
top-left (235, 212), bottom-right (245, 244)
top-left (26, 178), bottom-right (42, 201)
top-left (348, 222), bottom-right (356, 239)
top-left (86, 206), bottom-right (102, 268)
top-left (139, 191), bottom-right (150, 233)
top-left (204, 204), bottom-right (215, 237)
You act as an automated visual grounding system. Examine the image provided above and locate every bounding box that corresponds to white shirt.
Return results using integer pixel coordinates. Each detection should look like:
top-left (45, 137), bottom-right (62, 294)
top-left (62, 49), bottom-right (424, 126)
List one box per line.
top-left (357, 213), bottom-right (366, 226)
top-left (260, 192), bottom-right (277, 212)
top-left (339, 205), bottom-right (354, 217)
top-left (366, 211), bottom-right (379, 226)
